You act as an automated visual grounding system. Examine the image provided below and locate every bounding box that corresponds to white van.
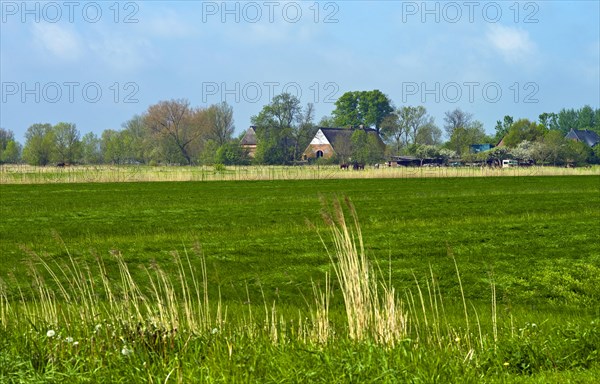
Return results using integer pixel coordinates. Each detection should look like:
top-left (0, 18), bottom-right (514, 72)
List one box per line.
top-left (502, 159), bottom-right (518, 168)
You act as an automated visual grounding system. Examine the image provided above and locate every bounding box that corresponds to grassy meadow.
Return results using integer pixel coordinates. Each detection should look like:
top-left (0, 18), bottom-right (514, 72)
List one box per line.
top-left (0, 175), bottom-right (599, 382)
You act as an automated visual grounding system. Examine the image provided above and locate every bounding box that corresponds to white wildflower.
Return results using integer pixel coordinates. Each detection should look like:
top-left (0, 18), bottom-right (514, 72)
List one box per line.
top-left (65, 336), bottom-right (74, 343)
top-left (121, 347), bottom-right (133, 356)
top-left (46, 330), bottom-right (56, 337)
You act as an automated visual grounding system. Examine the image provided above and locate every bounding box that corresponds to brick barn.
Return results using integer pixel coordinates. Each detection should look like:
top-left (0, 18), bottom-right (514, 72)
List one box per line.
top-left (302, 127), bottom-right (382, 162)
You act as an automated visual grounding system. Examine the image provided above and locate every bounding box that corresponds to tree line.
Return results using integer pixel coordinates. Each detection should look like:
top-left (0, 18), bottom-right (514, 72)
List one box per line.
top-left (1, 91), bottom-right (599, 166)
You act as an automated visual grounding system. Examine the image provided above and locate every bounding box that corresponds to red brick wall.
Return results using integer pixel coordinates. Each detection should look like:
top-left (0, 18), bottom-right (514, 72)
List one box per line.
top-left (302, 144), bottom-right (335, 159)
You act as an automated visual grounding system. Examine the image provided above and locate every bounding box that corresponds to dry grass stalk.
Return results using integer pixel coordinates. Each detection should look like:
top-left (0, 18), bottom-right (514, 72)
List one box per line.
top-left (319, 197), bottom-right (408, 345)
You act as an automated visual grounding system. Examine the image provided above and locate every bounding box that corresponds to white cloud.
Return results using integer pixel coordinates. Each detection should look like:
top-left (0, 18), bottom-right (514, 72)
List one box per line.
top-left (485, 25), bottom-right (537, 66)
top-left (140, 9), bottom-right (197, 39)
top-left (31, 23), bottom-right (83, 61)
top-left (88, 34), bottom-right (155, 72)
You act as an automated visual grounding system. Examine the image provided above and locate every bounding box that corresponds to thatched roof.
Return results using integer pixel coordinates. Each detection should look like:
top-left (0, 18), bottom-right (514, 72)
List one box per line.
top-left (565, 129), bottom-right (599, 147)
top-left (240, 126), bottom-right (257, 146)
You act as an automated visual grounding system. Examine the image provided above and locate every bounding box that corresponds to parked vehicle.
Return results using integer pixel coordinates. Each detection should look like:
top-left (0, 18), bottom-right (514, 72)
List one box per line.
top-left (502, 159), bottom-right (518, 168)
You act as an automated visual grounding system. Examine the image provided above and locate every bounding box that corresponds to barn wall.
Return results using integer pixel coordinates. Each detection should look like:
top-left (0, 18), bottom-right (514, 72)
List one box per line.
top-left (302, 144), bottom-right (335, 159)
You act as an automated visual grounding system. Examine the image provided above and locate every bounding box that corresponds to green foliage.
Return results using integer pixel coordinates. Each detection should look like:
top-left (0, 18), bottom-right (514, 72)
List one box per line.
top-left (80, 132), bottom-right (102, 165)
top-left (207, 101), bottom-right (235, 146)
top-left (215, 141), bottom-right (250, 165)
top-left (548, 106), bottom-right (600, 135)
top-left (350, 129), bottom-right (384, 164)
top-left (447, 121), bottom-right (488, 156)
top-left (564, 140), bottom-right (593, 165)
top-left (0, 140), bottom-right (22, 163)
top-left (1, 177), bottom-right (599, 382)
top-left (23, 123), bottom-right (55, 165)
top-left (101, 129), bottom-right (127, 164)
top-left (538, 112), bottom-right (558, 131)
top-left (495, 115), bottom-right (513, 142)
top-left (0, 128), bottom-right (21, 164)
top-left (251, 93), bottom-right (314, 164)
top-left (503, 119), bottom-right (547, 148)
top-left (332, 90), bottom-right (393, 132)
top-left (198, 139), bottom-right (219, 165)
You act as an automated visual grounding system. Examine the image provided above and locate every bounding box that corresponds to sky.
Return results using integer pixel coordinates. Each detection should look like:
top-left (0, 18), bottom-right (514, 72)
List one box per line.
top-left (1, 0), bottom-right (599, 143)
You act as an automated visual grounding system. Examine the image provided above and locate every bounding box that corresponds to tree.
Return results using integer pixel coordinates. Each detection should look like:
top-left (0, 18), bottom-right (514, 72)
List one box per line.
top-left (293, 102), bottom-right (319, 162)
top-left (23, 123), bottom-right (55, 165)
top-left (494, 115), bottom-right (513, 142)
top-left (538, 112), bottom-right (558, 131)
top-left (333, 136), bottom-right (352, 164)
top-left (332, 90), bottom-right (393, 133)
top-left (215, 140), bottom-right (250, 165)
top-left (81, 132), bottom-right (102, 164)
top-left (446, 121), bottom-right (487, 156)
top-left (101, 130), bottom-right (127, 164)
top-left (556, 108), bottom-right (578, 135)
top-left (350, 129), bottom-right (384, 164)
top-left (511, 140), bottom-right (534, 163)
top-left (415, 121), bottom-right (442, 146)
top-left (53, 122), bottom-right (81, 164)
top-left (485, 146), bottom-right (512, 167)
top-left (564, 140), bottom-right (591, 165)
top-left (414, 145), bottom-right (439, 166)
top-left (122, 115), bottom-right (151, 164)
top-left (144, 99), bottom-right (210, 165)
top-left (0, 128), bottom-right (14, 151)
top-left (207, 102), bottom-right (235, 146)
top-left (1, 140), bottom-right (22, 163)
top-left (0, 128), bottom-right (21, 164)
top-left (381, 106), bottom-right (434, 153)
top-left (577, 105), bottom-right (596, 130)
top-left (318, 115), bottom-right (335, 127)
top-left (502, 119), bottom-right (546, 148)
top-left (406, 106), bottom-right (428, 144)
top-left (380, 112), bottom-right (404, 155)
top-left (251, 93), bottom-right (313, 164)
top-left (443, 108), bottom-right (473, 138)
top-left (532, 130), bottom-right (567, 165)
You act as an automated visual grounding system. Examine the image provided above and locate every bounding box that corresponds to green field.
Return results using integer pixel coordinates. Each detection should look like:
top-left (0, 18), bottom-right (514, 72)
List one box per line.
top-left (1, 176), bottom-right (599, 382)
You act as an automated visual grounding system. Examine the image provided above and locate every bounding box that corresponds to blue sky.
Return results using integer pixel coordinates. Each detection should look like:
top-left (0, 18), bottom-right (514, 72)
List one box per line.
top-left (1, 1), bottom-right (599, 143)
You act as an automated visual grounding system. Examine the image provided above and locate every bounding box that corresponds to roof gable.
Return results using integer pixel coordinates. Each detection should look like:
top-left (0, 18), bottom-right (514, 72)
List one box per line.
top-left (240, 126), bottom-right (257, 146)
top-left (305, 127), bottom-right (384, 154)
top-left (310, 129), bottom-right (331, 145)
top-left (565, 129), bottom-right (600, 147)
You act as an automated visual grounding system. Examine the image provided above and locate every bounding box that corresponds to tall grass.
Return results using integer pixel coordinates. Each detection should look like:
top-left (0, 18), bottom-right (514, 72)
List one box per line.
top-left (1, 199), bottom-right (497, 350)
top-left (1, 199), bottom-right (598, 381)
top-left (2, 163), bottom-right (598, 184)
top-left (319, 197), bottom-right (408, 346)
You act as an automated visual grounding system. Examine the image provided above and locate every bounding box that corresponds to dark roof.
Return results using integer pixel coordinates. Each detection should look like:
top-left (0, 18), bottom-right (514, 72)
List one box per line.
top-left (240, 126), bottom-right (257, 146)
top-left (318, 127), bottom-right (382, 151)
top-left (565, 129), bottom-right (600, 147)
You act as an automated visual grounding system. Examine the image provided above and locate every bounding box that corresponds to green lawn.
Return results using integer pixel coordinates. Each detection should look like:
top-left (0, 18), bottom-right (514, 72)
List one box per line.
top-left (1, 176), bottom-right (599, 382)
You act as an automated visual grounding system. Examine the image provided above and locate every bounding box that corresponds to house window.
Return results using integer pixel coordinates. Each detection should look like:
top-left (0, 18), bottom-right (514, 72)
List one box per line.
top-left (316, 150), bottom-right (324, 158)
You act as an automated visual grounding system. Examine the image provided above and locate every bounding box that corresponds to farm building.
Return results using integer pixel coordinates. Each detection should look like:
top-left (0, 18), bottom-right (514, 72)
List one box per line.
top-left (565, 129), bottom-right (599, 147)
top-left (388, 155), bottom-right (445, 167)
top-left (240, 126), bottom-right (258, 158)
top-left (302, 127), bottom-right (383, 161)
